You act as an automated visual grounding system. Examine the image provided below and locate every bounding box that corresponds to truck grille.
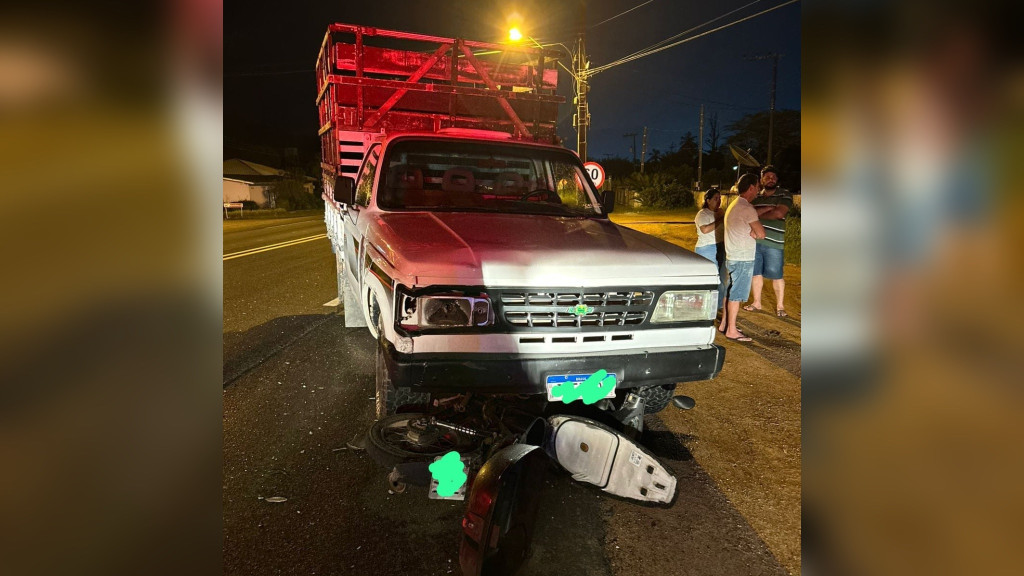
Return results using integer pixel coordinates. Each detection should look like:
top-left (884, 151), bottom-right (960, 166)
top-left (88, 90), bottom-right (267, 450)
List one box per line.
top-left (499, 290), bottom-right (655, 329)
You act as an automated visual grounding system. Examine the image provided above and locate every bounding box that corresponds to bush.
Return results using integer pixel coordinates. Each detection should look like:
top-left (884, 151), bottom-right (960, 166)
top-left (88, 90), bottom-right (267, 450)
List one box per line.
top-left (240, 200), bottom-right (259, 210)
top-left (626, 172), bottom-right (693, 209)
top-left (784, 215), bottom-right (800, 265)
top-left (270, 178), bottom-right (318, 211)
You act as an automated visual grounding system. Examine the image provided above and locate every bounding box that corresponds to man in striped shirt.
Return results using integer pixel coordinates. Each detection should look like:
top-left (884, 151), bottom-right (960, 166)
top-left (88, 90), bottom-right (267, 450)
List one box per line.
top-left (744, 165), bottom-right (794, 317)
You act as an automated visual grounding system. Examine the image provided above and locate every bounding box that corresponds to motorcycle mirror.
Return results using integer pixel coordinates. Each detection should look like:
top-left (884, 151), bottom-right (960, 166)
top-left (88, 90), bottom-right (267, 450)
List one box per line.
top-left (671, 395), bottom-right (696, 410)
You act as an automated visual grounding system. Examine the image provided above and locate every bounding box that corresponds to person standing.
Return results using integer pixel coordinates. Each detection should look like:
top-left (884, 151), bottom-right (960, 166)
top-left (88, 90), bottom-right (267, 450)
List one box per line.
top-left (694, 187), bottom-right (727, 315)
top-left (720, 173), bottom-right (766, 341)
top-left (744, 165), bottom-right (794, 317)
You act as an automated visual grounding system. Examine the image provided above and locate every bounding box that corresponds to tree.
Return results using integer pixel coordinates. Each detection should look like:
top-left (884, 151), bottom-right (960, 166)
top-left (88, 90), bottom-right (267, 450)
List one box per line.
top-left (270, 177), bottom-right (319, 211)
top-left (647, 148), bottom-right (663, 166)
top-left (677, 131), bottom-right (698, 168)
top-left (600, 156), bottom-right (636, 180)
top-left (724, 109), bottom-right (800, 187)
top-left (704, 112), bottom-right (720, 154)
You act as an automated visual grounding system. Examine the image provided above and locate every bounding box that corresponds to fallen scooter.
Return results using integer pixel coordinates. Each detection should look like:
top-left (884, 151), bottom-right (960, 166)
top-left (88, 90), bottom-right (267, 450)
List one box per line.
top-left (358, 392), bottom-right (697, 575)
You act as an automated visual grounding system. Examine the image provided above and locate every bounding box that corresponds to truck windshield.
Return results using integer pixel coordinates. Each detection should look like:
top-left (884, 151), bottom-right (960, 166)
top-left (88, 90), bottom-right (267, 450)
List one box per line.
top-left (377, 140), bottom-right (603, 217)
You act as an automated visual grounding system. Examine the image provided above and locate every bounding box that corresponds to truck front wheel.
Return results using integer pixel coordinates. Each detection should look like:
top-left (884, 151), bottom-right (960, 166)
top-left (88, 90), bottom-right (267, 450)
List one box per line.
top-left (633, 384), bottom-right (677, 414)
top-left (375, 343), bottom-right (430, 419)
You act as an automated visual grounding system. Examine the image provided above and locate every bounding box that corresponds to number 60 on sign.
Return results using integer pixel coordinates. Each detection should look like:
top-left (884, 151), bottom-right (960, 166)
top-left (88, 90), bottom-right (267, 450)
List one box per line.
top-left (583, 161), bottom-right (605, 189)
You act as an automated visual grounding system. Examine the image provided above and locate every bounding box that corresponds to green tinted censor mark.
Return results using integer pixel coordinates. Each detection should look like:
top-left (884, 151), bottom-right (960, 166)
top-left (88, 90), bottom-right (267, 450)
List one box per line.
top-left (429, 451), bottom-right (467, 497)
top-left (550, 369), bottom-right (616, 405)
top-left (566, 304), bottom-right (595, 316)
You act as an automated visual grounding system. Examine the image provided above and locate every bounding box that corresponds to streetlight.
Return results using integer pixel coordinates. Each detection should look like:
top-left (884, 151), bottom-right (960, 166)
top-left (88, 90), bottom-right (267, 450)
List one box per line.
top-left (507, 27), bottom-right (589, 160)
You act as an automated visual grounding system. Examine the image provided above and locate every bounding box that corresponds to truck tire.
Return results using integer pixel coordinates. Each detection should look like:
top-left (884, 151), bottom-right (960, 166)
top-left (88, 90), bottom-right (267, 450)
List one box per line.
top-left (375, 343), bottom-right (430, 419)
top-left (633, 384), bottom-right (677, 414)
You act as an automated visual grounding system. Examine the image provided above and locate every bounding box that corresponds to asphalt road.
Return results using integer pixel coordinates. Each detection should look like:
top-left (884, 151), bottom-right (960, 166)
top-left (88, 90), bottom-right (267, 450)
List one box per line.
top-left (223, 213), bottom-right (791, 576)
top-left (224, 215), bottom-right (335, 385)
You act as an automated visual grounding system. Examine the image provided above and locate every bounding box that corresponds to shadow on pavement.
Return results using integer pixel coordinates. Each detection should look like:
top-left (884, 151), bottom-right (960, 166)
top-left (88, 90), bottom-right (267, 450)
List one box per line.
top-left (223, 313), bottom-right (337, 386)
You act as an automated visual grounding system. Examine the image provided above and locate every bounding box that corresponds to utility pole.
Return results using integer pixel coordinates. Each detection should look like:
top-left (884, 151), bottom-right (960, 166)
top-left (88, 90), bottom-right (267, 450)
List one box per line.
top-left (640, 126), bottom-right (648, 174)
top-left (768, 54), bottom-right (778, 165)
top-left (623, 133), bottom-right (638, 167)
top-left (746, 53), bottom-right (782, 165)
top-left (574, 35), bottom-right (590, 161)
top-left (698, 105), bottom-right (704, 190)
top-left (574, 2), bottom-right (589, 161)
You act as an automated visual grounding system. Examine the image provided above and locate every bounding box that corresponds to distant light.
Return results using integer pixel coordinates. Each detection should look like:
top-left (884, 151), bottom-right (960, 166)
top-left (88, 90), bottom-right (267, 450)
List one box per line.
top-left (508, 27), bottom-right (523, 42)
top-left (733, 165), bottom-right (739, 171)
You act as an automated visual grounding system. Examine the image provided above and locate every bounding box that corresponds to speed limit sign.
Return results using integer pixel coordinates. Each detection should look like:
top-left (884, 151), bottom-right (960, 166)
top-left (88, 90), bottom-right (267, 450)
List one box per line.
top-left (583, 162), bottom-right (606, 188)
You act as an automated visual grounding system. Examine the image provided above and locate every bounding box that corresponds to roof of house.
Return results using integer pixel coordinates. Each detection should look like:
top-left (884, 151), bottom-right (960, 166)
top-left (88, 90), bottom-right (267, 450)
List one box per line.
top-left (223, 175), bottom-right (281, 185)
top-left (223, 158), bottom-right (288, 178)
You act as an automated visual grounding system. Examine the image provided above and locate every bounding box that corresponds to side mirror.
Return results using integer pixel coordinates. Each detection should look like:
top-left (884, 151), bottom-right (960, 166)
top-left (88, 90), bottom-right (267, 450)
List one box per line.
top-left (601, 189), bottom-right (615, 214)
top-left (671, 395), bottom-right (696, 410)
top-left (333, 176), bottom-right (356, 205)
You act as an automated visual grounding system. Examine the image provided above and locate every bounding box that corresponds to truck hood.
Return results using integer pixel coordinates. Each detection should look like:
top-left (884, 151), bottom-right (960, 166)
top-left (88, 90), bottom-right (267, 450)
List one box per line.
top-left (371, 212), bottom-right (718, 287)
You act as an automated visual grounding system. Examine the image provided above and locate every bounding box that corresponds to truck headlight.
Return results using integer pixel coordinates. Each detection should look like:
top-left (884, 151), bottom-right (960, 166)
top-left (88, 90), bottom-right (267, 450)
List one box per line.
top-left (650, 290), bottom-right (716, 323)
top-left (399, 293), bottom-right (492, 329)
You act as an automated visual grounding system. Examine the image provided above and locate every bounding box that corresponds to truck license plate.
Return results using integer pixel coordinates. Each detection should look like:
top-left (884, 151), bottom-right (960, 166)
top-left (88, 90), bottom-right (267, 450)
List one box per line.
top-left (545, 373), bottom-right (618, 402)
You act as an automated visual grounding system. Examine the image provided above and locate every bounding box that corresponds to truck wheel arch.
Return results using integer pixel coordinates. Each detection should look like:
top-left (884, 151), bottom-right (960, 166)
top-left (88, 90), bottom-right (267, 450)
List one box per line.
top-left (363, 273), bottom-right (392, 341)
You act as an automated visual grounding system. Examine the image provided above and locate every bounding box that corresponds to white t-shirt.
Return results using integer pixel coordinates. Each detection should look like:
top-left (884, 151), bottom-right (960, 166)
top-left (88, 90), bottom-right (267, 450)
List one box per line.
top-left (694, 208), bottom-right (722, 247)
top-left (724, 196), bottom-right (759, 261)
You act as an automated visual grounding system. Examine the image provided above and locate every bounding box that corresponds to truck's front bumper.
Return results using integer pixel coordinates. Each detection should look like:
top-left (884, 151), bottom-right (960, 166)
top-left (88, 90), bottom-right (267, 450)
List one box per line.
top-left (382, 343), bottom-right (725, 394)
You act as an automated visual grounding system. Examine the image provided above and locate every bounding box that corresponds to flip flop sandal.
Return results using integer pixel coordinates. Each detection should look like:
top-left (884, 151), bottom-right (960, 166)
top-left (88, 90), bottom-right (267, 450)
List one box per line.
top-left (776, 309), bottom-right (788, 317)
top-left (742, 304), bottom-right (762, 312)
top-left (726, 335), bottom-right (753, 342)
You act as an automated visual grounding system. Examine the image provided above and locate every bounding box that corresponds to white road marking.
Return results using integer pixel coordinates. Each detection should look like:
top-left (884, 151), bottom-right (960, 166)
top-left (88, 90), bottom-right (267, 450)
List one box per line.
top-left (223, 233), bottom-right (327, 261)
top-left (231, 218), bottom-right (323, 233)
top-left (323, 298), bottom-right (340, 307)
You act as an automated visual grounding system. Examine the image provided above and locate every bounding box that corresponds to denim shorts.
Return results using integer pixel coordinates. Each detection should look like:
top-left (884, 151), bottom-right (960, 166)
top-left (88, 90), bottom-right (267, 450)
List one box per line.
top-left (725, 259), bottom-right (754, 302)
top-left (753, 243), bottom-right (785, 280)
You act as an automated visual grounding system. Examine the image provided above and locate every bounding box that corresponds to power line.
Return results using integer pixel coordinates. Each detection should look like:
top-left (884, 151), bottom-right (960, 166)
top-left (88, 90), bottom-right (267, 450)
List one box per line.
top-left (590, 0), bottom-right (657, 30)
top-left (587, 0), bottom-right (799, 77)
top-left (601, 0), bottom-right (764, 67)
top-left (589, 0), bottom-right (794, 75)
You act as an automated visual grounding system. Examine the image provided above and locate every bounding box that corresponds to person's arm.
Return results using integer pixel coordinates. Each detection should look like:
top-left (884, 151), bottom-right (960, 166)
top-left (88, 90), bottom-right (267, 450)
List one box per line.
top-left (749, 220), bottom-right (766, 239)
top-left (765, 203), bottom-right (790, 220)
top-left (754, 204), bottom-right (776, 217)
top-left (696, 211), bottom-right (716, 233)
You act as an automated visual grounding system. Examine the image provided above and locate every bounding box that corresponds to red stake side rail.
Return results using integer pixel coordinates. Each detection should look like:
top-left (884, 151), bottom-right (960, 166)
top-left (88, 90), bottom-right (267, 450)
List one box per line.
top-left (316, 23), bottom-right (565, 180)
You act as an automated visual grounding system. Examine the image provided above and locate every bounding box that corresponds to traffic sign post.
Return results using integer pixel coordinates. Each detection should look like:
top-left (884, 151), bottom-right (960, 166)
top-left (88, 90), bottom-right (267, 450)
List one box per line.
top-left (224, 202), bottom-right (244, 219)
top-left (583, 161), bottom-right (605, 189)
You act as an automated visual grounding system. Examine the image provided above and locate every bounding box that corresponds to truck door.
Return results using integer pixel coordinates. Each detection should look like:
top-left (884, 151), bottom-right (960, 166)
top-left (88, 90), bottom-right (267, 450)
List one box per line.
top-left (343, 144), bottom-right (380, 290)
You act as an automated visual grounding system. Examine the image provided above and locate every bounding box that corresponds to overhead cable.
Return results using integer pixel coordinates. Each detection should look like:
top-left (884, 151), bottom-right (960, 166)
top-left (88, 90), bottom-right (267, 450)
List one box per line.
top-left (587, 0), bottom-right (799, 77)
top-left (590, 0), bottom-right (657, 30)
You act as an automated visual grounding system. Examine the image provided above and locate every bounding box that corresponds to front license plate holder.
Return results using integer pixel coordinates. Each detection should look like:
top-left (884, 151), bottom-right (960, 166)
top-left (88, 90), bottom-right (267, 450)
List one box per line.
top-left (545, 373), bottom-right (618, 403)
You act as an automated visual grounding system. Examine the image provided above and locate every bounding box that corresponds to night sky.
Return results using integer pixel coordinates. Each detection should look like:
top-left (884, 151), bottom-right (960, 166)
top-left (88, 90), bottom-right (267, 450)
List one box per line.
top-left (225, 0), bottom-right (800, 163)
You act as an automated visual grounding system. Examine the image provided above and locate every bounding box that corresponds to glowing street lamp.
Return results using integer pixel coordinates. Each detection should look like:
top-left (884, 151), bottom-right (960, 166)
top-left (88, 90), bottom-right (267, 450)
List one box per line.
top-left (508, 27), bottom-right (523, 42)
